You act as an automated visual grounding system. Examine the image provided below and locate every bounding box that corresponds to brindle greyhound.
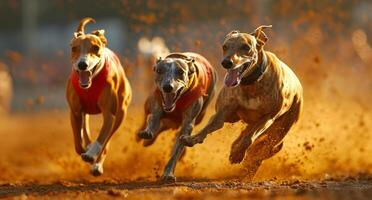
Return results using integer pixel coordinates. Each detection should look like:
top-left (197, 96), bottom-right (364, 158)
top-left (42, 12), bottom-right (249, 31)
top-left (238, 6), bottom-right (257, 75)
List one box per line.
top-left (137, 52), bottom-right (217, 182)
top-left (180, 25), bottom-right (303, 180)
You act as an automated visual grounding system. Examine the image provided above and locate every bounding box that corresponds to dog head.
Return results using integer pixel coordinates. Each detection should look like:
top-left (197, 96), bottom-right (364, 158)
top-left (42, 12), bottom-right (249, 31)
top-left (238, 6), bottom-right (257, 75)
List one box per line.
top-left (70, 17), bottom-right (107, 89)
top-left (221, 25), bottom-right (272, 87)
top-left (153, 55), bottom-right (196, 112)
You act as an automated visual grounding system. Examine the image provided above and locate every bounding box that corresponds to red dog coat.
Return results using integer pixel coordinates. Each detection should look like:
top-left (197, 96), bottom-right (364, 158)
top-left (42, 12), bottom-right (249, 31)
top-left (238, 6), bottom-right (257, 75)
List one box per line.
top-left (70, 48), bottom-right (123, 114)
top-left (156, 53), bottom-right (214, 122)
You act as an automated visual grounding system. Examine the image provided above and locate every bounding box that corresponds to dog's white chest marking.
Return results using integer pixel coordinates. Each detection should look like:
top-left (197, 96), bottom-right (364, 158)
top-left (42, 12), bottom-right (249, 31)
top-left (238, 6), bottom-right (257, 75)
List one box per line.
top-left (245, 97), bottom-right (261, 110)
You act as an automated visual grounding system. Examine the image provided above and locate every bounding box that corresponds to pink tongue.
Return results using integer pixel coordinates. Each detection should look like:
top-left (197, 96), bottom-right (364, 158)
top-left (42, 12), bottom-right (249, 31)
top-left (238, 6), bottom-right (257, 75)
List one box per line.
top-left (224, 68), bottom-right (240, 87)
top-left (163, 93), bottom-right (176, 110)
top-left (79, 71), bottom-right (91, 85)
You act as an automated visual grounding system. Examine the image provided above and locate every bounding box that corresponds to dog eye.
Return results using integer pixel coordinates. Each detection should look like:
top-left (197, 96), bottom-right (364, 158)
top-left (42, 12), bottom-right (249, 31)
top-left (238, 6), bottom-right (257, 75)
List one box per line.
top-left (241, 44), bottom-right (250, 51)
top-left (156, 67), bottom-right (163, 74)
top-left (91, 45), bottom-right (100, 53)
top-left (222, 45), bottom-right (228, 51)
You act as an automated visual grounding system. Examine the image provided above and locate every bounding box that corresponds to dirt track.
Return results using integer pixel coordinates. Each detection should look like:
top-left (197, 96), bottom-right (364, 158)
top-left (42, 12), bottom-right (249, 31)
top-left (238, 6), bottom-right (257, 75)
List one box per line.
top-left (0, 103), bottom-right (371, 199)
top-left (1, 178), bottom-right (372, 199)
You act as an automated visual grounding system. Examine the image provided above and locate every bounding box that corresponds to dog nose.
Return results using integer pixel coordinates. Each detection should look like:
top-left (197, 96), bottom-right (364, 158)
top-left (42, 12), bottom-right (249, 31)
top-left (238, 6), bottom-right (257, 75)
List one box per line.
top-left (221, 59), bottom-right (233, 69)
top-left (78, 61), bottom-right (88, 70)
top-left (162, 84), bottom-right (174, 93)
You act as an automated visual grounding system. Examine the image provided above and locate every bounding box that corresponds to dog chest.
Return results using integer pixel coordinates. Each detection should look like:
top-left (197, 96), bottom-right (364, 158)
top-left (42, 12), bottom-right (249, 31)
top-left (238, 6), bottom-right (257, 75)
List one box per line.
top-left (70, 64), bottom-right (109, 114)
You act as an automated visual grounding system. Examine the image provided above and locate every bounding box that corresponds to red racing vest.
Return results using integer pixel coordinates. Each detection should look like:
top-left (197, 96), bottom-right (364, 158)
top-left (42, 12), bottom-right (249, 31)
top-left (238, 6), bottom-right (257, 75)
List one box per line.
top-left (70, 48), bottom-right (122, 114)
top-left (157, 53), bottom-right (214, 122)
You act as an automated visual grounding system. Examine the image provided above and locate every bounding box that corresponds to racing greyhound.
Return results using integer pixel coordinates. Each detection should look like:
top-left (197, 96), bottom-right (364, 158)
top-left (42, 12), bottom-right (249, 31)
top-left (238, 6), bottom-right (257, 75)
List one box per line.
top-left (137, 52), bottom-right (217, 182)
top-left (181, 25), bottom-right (303, 180)
top-left (66, 17), bottom-right (132, 176)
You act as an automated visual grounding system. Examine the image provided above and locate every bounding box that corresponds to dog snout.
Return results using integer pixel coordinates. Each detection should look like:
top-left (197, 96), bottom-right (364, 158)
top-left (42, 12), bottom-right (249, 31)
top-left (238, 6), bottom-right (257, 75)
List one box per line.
top-left (221, 58), bottom-right (233, 69)
top-left (78, 61), bottom-right (88, 70)
top-left (162, 83), bottom-right (174, 93)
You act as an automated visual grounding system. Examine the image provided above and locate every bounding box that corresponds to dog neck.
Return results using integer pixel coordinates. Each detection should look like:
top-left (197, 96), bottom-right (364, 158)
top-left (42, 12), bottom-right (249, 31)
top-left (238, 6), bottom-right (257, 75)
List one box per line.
top-left (240, 50), bottom-right (267, 85)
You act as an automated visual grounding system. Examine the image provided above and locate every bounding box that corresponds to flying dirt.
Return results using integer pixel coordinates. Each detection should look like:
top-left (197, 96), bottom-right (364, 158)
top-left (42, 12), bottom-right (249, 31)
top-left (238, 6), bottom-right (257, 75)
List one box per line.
top-left (1, 0), bottom-right (372, 199)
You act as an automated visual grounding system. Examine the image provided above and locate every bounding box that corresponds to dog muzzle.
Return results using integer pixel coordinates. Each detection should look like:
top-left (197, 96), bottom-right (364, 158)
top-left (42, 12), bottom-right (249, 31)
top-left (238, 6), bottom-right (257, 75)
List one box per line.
top-left (161, 86), bottom-right (184, 112)
top-left (76, 58), bottom-right (103, 89)
top-left (224, 56), bottom-right (256, 87)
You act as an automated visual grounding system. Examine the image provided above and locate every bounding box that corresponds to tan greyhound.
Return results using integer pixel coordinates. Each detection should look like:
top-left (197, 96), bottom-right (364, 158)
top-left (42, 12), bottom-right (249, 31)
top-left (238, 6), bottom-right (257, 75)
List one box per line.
top-left (66, 17), bottom-right (131, 176)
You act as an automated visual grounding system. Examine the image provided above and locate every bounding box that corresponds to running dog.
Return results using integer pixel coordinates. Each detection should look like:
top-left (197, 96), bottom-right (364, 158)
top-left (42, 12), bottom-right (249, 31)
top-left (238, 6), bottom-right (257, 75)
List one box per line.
top-left (181, 25), bottom-right (303, 180)
top-left (137, 52), bottom-right (217, 182)
top-left (66, 17), bottom-right (132, 176)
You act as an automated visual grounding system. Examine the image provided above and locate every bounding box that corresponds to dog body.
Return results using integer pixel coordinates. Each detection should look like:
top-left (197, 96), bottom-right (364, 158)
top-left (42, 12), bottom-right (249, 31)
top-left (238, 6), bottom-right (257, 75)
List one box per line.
top-left (66, 18), bottom-right (131, 176)
top-left (181, 26), bottom-right (303, 180)
top-left (137, 52), bottom-right (217, 182)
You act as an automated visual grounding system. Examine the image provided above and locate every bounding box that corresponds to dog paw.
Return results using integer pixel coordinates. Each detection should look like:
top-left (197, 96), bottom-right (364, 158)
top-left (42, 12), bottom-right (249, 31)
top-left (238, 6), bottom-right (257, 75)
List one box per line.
top-left (229, 147), bottom-right (246, 164)
top-left (91, 163), bottom-right (103, 176)
top-left (138, 130), bottom-right (154, 140)
top-left (81, 141), bottom-right (101, 164)
top-left (81, 153), bottom-right (95, 164)
top-left (160, 174), bottom-right (176, 183)
top-left (179, 135), bottom-right (197, 147)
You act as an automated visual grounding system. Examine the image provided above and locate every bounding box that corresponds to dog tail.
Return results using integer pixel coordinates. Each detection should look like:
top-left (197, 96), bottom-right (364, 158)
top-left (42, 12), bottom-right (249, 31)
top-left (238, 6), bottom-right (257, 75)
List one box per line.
top-left (76, 17), bottom-right (96, 34)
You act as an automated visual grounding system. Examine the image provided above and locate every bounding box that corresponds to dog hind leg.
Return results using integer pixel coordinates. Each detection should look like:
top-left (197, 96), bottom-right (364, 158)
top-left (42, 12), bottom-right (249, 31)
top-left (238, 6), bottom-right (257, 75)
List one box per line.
top-left (229, 113), bottom-right (274, 164)
top-left (242, 99), bottom-right (302, 180)
top-left (70, 111), bottom-right (85, 155)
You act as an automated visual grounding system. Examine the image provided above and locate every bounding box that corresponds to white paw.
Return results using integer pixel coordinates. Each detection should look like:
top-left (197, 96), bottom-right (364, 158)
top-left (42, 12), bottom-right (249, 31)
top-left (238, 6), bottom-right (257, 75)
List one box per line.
top-left (81, 141), bottom-right (102, 163)
top-left (91, 163), bottom-right (103, 176)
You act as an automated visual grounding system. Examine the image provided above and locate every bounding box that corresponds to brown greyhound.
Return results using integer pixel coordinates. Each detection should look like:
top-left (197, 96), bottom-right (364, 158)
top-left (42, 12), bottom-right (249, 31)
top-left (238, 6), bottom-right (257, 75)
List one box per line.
top-left (137, 52), bottom-right (217, 182)
top-left (180, 25), bottom-right (303, 180)
top-left (66, 17), bottom-right (132, 176)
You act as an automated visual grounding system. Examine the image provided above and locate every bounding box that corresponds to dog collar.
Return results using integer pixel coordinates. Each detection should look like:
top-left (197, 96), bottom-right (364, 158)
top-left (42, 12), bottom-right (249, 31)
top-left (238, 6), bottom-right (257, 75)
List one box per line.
top-left (240, 51), bottom-right (267, 85)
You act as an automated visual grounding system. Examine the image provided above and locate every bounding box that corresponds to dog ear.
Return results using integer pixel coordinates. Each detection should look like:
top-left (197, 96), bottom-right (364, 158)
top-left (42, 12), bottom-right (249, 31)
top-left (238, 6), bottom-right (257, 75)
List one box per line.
top-left (74, 32), bottom-right (83, 38)
top-left (185, 57), bottom-right (196, 75)
top-left (153, 57), bottom-right (162, 71)
top-left (92, 29), bottom-right (108, 45)
top-left (225, 30), bottom-right (240, 40)
top-left (251, 25), bottom-right (272, 48)
top-left (156, 57), bottom-right (162, 64)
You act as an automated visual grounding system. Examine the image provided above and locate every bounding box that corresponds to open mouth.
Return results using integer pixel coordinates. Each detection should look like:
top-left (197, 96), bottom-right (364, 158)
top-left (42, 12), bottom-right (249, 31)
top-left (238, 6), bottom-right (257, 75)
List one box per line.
top-left (224, 61), bottom-right (251, 87)
top-left (77, 65), bottom-right (98, 89)
top-left (161, 87), bottom-right (183, 112)
top-left (77, 70), bottom-right (92, 89)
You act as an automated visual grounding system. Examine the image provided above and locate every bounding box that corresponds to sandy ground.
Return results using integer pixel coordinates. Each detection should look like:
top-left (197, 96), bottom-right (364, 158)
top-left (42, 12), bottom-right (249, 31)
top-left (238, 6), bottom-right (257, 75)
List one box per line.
top-left (2, 178), bottom-right (372, 199)
top-left (0, 95), bottom-right (371, 199)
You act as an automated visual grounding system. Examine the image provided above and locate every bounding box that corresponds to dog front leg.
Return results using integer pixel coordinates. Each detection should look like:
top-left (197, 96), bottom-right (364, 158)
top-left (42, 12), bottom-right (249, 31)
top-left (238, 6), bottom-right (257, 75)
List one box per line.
top-left (138, 104), bottom-right (163, 140)
top-left (90, 142), bottom-right (109, 176)
top-left (70, 111), bottom-right (85, 155)
top-left (82, 113), bottom-right (92, 148)
top-left (180, 107), bottom-right (233, 147)
top-left (81, 111), bottom-right (115, 164)
top-left (161, 99), bottom-right (203, 182)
